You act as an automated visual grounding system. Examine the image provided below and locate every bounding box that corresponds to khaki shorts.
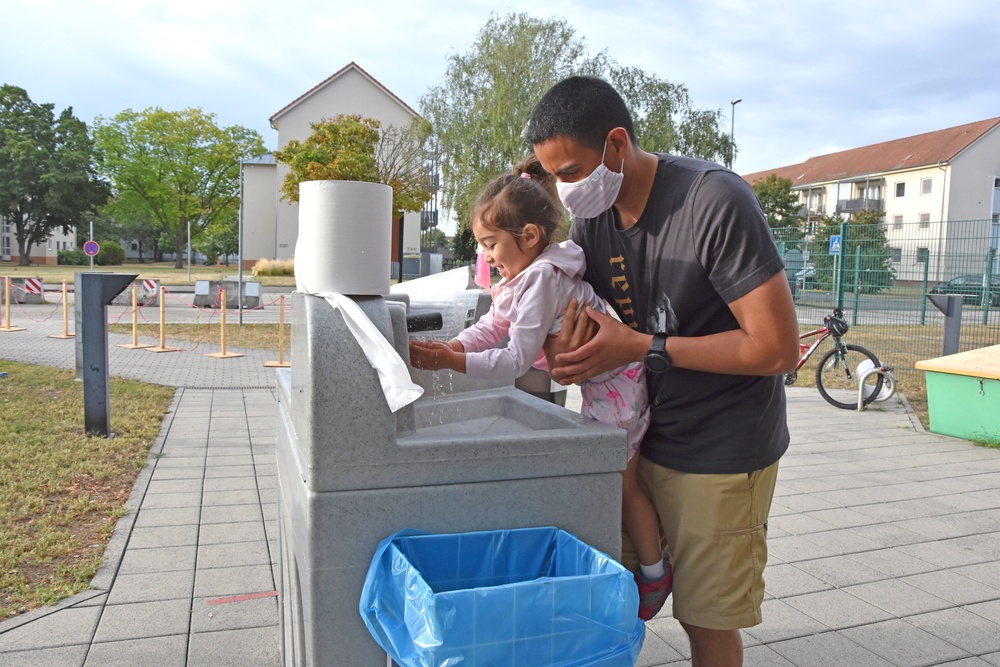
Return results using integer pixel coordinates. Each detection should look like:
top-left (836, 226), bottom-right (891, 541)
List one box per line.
top-left (620, 457), bottom-right (779, 630)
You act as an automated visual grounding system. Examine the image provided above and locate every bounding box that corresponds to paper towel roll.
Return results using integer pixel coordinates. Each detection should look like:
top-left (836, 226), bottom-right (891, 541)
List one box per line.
top-left (295, 180), bottom-right (393, 296)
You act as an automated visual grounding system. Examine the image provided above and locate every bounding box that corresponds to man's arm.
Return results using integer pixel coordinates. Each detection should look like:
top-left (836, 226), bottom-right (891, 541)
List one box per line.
top-left (547, 272), bottom-right (800, 384)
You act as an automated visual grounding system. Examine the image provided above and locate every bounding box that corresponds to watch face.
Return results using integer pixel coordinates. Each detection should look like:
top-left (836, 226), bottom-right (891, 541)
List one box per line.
top-left (645, 353), bottom-right (669, 373)
top-left (646, 332), bottom-right (670, 373)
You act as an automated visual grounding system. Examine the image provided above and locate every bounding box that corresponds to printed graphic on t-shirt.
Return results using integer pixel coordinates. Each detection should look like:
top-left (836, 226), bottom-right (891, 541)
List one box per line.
top-left (608, 254), bottom-right (639, 329)
top-left (648, 291), bottom-right (679, 336)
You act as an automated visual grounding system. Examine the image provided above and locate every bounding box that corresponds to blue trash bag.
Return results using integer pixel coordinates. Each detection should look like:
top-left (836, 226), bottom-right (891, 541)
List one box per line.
top-left (359, 526), bottom-right (645, 667)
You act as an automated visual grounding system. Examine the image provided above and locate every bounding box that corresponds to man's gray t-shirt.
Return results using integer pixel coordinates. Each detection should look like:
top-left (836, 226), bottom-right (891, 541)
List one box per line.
top-left (570, 153), bottom-right (789, 474)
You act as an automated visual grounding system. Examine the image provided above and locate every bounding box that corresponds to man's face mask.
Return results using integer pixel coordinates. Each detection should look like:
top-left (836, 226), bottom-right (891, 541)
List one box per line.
top-left (555, 135), bottom-right (624, 218)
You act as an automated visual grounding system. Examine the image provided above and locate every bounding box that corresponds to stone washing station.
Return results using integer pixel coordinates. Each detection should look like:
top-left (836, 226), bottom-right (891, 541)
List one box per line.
top-left (275, 180), bottom-right (629, 666)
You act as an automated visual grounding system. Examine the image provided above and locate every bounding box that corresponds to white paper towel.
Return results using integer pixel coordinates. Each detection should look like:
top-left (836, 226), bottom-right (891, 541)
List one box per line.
top-left (295, 180), bottom-right (392, 296)
top-left (313, 291), bottom-right (423, 413)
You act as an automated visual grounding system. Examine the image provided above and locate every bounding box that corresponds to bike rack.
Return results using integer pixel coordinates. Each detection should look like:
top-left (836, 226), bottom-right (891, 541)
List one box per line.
top-left (856, 366), bottom-right (897, 412)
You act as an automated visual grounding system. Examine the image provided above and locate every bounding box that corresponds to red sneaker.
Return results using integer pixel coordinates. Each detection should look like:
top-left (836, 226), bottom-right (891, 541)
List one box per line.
top-left (635, 563), bottom-right (673, 621)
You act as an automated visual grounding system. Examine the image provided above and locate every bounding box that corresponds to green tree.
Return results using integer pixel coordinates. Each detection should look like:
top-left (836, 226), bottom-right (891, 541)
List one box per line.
top-left (420, 13), bottom-right (736, 258)
top-left (421, 227), bottom-right (448, 251)
top-left (609, 66), bottom-right (734, 163)
top-left (751, 173), bottom-right (803, 246)
top-left (274, 114), bottom-right (379, 201)
top-left (118, 208), bottom-right (161, 262)
top-left (197, 207), bottom-right (239, 266)
top-left (95, 189), bottom-right (163, 262)
top-left (809, 214), bottom-right (842, 291)
top-left (811, 210), bottom-right (895, 294)
top-left (844, 209), bottom-right (896, 294)
top-left (274, 114), bottom-right (434, 220)
top-left (421, 13), bottom-right (610, 258)
top-left (451, 226), bottom-right (477, 263)
top-left (373, 118), bottom-right (438, 219)
top-left (0, 85), bottom-right (109, 265)
top-left (93, 107), bottom-right (264, 268)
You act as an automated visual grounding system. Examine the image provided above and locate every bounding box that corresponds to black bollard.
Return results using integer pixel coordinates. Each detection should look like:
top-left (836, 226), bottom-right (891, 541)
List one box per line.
top-left (925, 293), bottom-right (963, 356)
top-left (77, 272), bottom-right (137, 437)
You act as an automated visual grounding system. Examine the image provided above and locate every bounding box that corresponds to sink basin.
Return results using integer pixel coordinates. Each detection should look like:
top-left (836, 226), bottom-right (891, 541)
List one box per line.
top-left (411, 390), bottom-right (579, 437)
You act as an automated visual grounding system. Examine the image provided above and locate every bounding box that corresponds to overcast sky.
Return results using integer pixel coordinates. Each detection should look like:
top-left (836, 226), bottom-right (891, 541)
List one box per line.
top-left (4, 0), bottom-right (998, 232)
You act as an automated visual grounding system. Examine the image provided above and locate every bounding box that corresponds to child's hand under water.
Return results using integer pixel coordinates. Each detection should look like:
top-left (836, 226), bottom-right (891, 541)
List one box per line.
top-left (408, 339), bottom-right (465, 373)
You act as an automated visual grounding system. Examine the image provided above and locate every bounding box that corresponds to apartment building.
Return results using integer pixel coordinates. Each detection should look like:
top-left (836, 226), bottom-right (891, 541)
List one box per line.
top-left (743, 117), bottom-right (1000, 281)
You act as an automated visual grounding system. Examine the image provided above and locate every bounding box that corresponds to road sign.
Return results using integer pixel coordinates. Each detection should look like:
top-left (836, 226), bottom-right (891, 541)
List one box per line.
top-left (83, 240), bottom-right (100, 257)
top-left (829, 235), bottom-right (842, 255)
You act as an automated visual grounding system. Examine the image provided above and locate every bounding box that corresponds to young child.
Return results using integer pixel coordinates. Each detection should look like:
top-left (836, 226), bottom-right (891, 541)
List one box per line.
top-left (408, 155), bottom-right (673, 621)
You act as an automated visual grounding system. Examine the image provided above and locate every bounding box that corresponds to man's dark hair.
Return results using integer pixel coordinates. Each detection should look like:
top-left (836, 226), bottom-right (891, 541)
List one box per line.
top-left (525, 76), bottom-right (636, 152)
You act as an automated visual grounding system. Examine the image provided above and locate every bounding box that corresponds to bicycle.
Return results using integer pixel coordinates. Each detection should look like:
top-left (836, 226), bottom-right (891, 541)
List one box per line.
top-left (784, 308), bottom-right (891, 409)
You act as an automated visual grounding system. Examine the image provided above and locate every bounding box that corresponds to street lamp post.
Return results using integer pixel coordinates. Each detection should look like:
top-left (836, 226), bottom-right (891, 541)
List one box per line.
top-left (238, 163), bottom-right (244, 326)
top-left (729, 98), bottom-right (742, 170)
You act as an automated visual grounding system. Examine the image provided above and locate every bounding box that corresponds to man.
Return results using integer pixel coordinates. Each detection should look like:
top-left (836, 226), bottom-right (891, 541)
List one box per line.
top-left (528, 76), bottom-right (799, 667)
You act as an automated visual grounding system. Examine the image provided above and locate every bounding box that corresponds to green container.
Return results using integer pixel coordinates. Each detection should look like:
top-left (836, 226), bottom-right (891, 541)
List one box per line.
top-left (916, 345), bottom-right (1000, 441)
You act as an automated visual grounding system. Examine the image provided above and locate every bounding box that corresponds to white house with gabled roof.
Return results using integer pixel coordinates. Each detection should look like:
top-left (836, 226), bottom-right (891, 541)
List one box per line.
top-left (240, 62), bottom-right (427, 272)
top-left (743, 117), bottom-right (1000, 282)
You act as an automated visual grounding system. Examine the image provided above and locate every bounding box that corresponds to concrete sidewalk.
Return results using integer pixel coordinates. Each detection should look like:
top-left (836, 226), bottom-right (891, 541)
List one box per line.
top-left (2, 308), bottom-right (1000, 666)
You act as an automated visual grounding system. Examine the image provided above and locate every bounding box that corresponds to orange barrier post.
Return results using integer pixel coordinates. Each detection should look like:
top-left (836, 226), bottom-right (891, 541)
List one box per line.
top-left (48, 280), bottom-right (75, 339)
top-left (205, 289), bottom-right (243, 359)
top-left (1, 276), bottom-right (26, 333)
top-left (118, 283), bottom-right (150, 349)
top-left (264, 294), bottom-right (291, 368)
top-left (147, 286), bottom-right (178, 353)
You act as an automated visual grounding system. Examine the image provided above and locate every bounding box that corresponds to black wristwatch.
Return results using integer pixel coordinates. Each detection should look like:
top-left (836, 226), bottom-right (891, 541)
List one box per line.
top-left (644, 332), bottom-right (672, 373)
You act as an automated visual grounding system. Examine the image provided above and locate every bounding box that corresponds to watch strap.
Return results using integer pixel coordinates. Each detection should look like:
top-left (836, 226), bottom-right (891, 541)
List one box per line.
top-left (645, 332), bottom-right (671, 373)
top-left (650, 332), bottom-right (669, 355)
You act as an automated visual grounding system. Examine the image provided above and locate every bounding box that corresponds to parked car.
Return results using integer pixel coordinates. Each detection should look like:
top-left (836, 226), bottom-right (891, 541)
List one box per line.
top-left (929, 274), bottom-right (1000, 307)
top-left (794, 265), bottom-right (816, 290)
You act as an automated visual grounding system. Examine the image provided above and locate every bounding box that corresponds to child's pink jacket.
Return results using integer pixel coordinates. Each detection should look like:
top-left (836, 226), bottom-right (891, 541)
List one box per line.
top-left (455, 240), bottom-right (610, 380)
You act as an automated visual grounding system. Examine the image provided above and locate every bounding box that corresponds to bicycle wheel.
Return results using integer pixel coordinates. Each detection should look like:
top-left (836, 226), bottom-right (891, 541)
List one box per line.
top-left (815, 343), bottom-right (884, 410)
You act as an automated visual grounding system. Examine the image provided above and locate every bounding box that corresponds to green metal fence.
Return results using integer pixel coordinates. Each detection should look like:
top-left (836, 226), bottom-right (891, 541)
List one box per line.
top-left (775, 219), bottom-right (1000, 415)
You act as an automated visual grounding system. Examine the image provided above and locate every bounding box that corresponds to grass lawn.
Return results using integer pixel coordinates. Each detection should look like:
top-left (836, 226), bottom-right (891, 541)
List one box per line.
top-left (108, 322), bottom-right (291, 351)
top-left (0, 361), bottom-right (175, 620)
top-left (1, 262), bottom-right (295, 288)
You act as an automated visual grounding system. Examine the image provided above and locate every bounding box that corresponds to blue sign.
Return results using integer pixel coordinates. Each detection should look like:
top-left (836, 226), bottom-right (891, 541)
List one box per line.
top-left (83, 240), bottom-right (100, 257)
top-left (829, 235), bottom-right (842, 255)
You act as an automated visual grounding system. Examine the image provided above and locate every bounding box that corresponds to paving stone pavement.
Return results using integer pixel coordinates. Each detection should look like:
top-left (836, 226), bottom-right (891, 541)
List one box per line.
top-left (2, 299), bottom-right (1000, 666)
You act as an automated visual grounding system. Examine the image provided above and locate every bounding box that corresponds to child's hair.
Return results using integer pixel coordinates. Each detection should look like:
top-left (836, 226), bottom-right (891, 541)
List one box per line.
top-left (472, 154), bottom-right (562, 245)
